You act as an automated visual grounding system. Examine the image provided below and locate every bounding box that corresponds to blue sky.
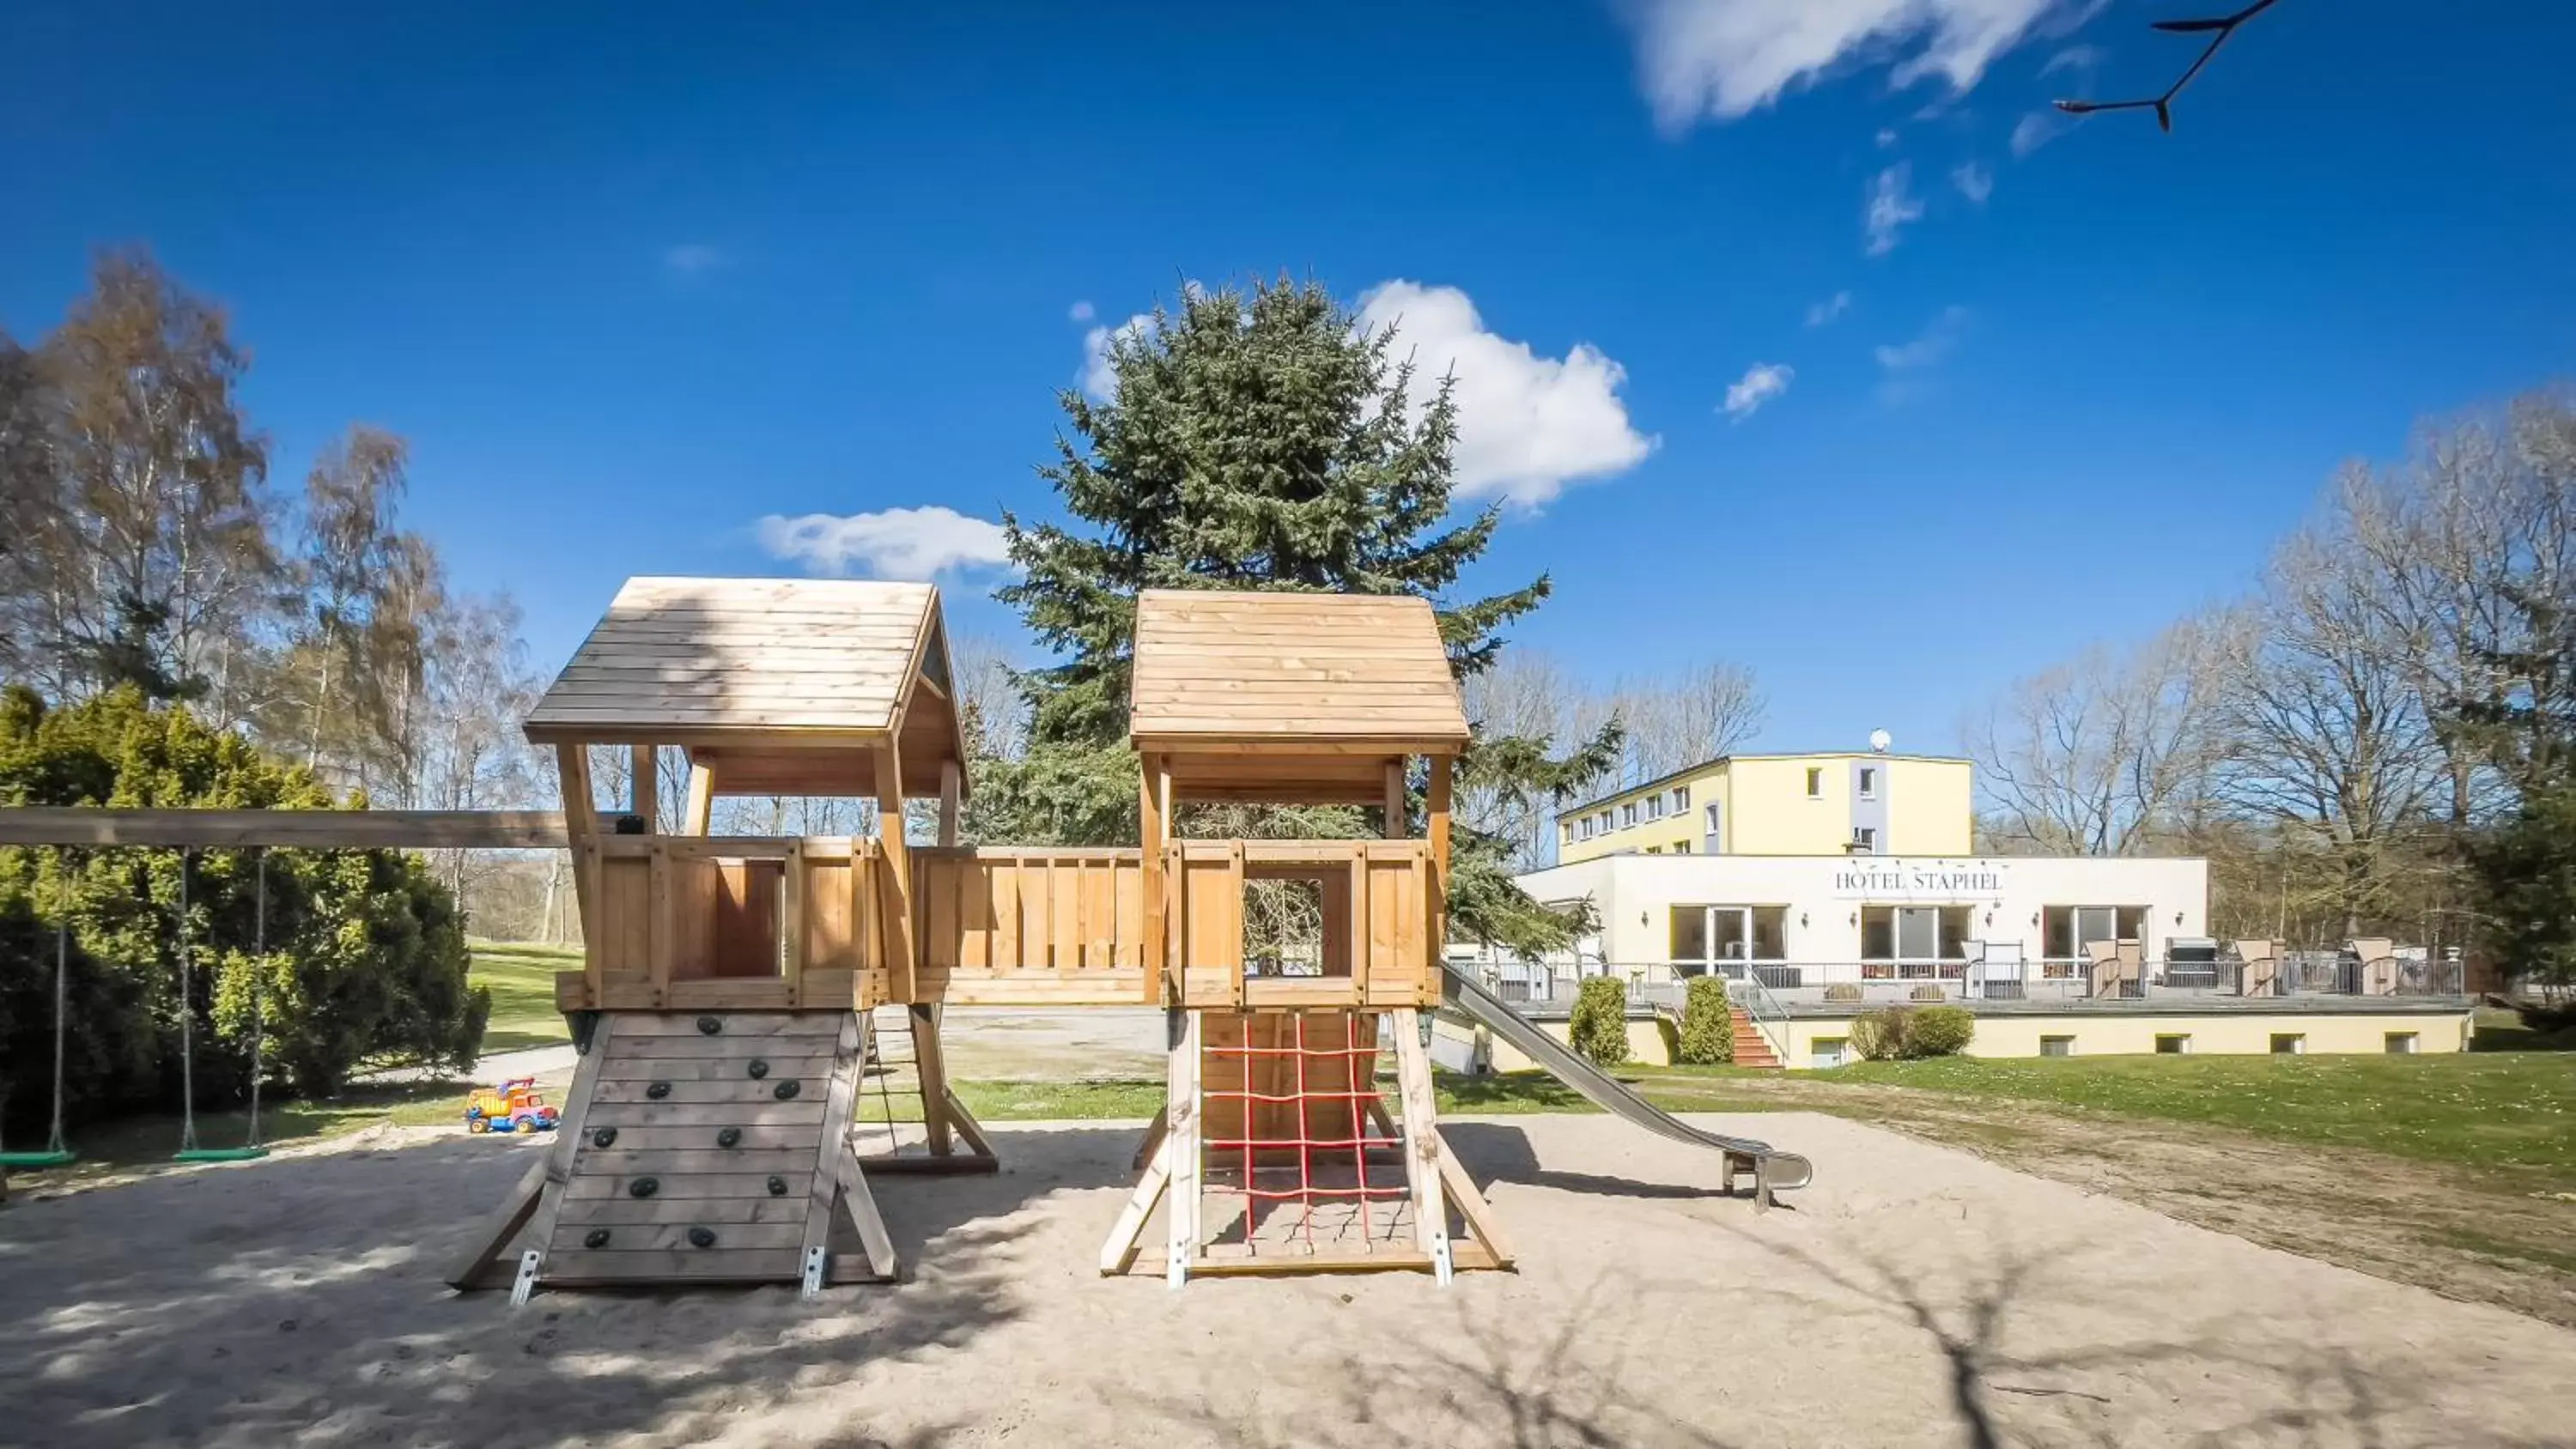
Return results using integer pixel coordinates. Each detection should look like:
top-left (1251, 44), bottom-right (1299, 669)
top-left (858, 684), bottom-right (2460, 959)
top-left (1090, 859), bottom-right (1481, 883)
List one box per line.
top-left (4, 1), bottom-right (2571, 757)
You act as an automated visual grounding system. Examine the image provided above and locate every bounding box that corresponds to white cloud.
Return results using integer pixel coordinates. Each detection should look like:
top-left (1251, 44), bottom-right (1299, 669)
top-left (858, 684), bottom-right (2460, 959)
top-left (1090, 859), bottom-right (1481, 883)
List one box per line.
top-left (1874, 126), bottom-right (1900, 148)
top-left (1952, 161), bottom-right (1994, 203)
top-left (1805, 290), bottom-right (1853, 327)
top-left (1864, 164), bottom-right (1923, 256)
top-left (2011, 110), bottom-right (2068, 157)
top-left (1357, 280), bottom-right (1654, 508)
top-left (1068, 300), bottom-right (1096, 322)
top-left (1621, 0), bottom-right (2078, 129)
top-left (1721, 362), bottom-right (1795, 421)
top-left (2041, 42), bottom-right (2102, 76)
top-left (756, 506), bottom-right (1011, 581)
top-left (1874, 306), bottom-right (1971, 369)
top-left (663, 244), bottom-right (724, 275)
top-left (1080, 313), bottom-right (1154, 401)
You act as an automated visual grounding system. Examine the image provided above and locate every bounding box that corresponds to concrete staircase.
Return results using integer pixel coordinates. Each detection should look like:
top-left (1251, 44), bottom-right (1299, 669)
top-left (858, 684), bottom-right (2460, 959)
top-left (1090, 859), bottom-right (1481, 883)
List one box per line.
top-left (1728, 1008), bottom-right (1783, 1070)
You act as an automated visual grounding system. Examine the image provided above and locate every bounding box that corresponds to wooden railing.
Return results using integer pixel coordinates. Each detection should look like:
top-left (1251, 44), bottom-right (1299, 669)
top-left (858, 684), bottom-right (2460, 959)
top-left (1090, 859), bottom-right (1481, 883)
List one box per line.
top-left (1165, 839), bottom-right (1440, 1010)
top-left (556, 836), bottom-right (1439, 1014)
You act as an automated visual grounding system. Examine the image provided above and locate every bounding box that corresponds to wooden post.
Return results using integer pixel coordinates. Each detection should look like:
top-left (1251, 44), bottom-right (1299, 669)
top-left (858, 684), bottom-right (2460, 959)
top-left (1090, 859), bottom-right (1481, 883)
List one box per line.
top-left (1163, 1007), bottom-right (1201, 1288)
top-left (1425, 754), bottom-right (1451, 1004)
top-left (556, 744), bottom-right (602, 987)
top-left (516, 1012), bottom-right (620, 1287)
top-left (910, 1003), bottom-right (956, 1156)
top-left (630, 745), bottom-right (657, 831)
top-left (647, 840), bottom-right (673, 1000)
top-left (781, 840), bottom-right (805, 1005)
top-left (1382, 757), bottom-right (1408, 838)
top-left (1138, 753), bottom-right (1168, 1005)
top-left (682, 761), bottom-right (715, 835)
top-left (1390, 1007), bottom-right (1454, 1285)
top-left (873, 739), bottom-right (917, 1003)
top-left (1425, 754), bottom-right (1451, 871)
top-left (938, 760), bottom-right (962, 847)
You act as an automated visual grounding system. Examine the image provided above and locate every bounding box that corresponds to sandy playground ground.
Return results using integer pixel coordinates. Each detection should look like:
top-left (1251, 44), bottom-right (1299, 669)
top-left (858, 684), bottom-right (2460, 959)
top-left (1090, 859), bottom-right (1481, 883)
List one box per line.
top-left (3, 1111), bottom-right (2572, 1449)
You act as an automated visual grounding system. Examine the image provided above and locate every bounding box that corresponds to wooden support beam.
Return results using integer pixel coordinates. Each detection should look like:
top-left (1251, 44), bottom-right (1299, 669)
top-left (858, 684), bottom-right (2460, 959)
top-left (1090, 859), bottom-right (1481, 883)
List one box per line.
top-left (444, 1155), bottom-right (550, 1290)
top-left (1137, 753), bottom-right (1169, 1005)
top-left (0, 807), bottom-right (569, 849)
top-left (1099, 1133), bottom-right (1171, 1276)
top-left (682, 762), bottom-right (716, 835)
top-left (1425, 754), bottom-right (1451, 872)
top-left (629, 745), bottom-right (658, 830)
top-left (1163, 1008), bottom-right (1201, 1288)
top-left (806, 1013), bottom-right (896, 1282)
top-left (1382, 759), bottom-right (1408, 838)
top-left (556, 745), bottom-right (602, 981)
top-left (1391, 1007), bottom-right (1454, 1286)
top-left (937, 760), bottom-right (962, 847)
top-left (515, 1011), bottom-right (619, 1289)
top-left (872, 738), bottom-right (917, 1003)
top-left (909, 1003), bottom-right (956, 1157)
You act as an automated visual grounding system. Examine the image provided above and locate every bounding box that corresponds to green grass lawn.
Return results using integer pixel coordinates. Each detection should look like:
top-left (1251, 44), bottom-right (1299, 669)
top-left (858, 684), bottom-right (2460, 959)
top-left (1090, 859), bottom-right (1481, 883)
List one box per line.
top-left (1809, 1052), bottom-right (2576, 1189)
top-left (7, 1079), bottom-right (473, 1186)
top-left (468, 940), bottom-right (580, 1054)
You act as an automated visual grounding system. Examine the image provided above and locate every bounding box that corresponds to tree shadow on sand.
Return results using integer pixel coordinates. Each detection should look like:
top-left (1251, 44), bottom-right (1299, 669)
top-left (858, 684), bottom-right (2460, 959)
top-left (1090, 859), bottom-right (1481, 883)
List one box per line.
top-left (1716, 1226), bottom-right (2566, 1449)
top-left (0, 1124), bottom-right (1145, 1449)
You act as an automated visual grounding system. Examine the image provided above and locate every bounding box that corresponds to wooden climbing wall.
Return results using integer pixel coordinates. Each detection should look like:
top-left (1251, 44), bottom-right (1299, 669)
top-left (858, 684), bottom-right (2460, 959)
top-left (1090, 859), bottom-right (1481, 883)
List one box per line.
top-left (538, 1012), bottom-right (855, 1286)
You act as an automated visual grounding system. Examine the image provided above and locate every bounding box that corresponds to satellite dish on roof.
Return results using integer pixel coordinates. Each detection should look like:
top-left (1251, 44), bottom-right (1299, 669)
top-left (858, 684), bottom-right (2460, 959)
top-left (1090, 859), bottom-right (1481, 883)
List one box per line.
top-left (1868, 729), bottom-right (1892, 754)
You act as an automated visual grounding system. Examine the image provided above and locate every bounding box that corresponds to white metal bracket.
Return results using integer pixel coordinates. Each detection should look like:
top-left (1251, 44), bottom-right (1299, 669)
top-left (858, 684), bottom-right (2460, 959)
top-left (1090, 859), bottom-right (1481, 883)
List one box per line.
top-left (508, 1249), bottom-right (543, 1307)
top-left (800, 1245), bottom-right (829, 1300)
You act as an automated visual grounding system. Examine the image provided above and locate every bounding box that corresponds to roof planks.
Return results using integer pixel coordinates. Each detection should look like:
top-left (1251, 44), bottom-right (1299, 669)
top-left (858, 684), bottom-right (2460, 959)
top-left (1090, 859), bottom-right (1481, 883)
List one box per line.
top-left (1128, 590), bottom-right (1468, 749)
top-left (526, 578), bottom-right (940, 742)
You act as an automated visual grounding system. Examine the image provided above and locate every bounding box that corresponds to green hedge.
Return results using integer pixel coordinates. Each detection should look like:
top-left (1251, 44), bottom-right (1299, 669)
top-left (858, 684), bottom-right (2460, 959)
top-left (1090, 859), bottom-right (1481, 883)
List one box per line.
top-left (1848, 1003), bottom-right (1976, 1061)
top-left (1569, 975), bottom-right (1631, 1068)
top-left (0, 687), bottom-right (486, 1138)
top-left (1675, 975), bottom-right (1734, 1064)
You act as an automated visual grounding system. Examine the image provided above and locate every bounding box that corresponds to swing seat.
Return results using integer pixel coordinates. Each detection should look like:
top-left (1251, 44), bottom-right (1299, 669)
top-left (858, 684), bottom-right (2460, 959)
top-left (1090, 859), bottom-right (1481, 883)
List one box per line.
top-left (0, 1149), bottom-right (76, 1168)
top-left (173, 1146), bottom-right (269, 1163)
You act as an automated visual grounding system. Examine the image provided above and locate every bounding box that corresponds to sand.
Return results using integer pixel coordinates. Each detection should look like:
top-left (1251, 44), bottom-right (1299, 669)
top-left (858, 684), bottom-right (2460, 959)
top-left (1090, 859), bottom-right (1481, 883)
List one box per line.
top-left (3, 1112), bottom-right (2570, 1449)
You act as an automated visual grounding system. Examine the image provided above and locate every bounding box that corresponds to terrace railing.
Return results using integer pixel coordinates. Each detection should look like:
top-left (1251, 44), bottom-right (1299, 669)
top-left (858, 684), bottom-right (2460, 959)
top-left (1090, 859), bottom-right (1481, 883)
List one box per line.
top-left (1456, 955), bottom-right (2468, 1011)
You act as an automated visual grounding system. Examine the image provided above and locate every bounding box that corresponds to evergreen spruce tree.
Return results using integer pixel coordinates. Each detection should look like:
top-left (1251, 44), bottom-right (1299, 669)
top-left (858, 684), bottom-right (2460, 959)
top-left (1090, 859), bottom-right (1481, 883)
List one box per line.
top-left (980, 276), bottom-right (1614, 952)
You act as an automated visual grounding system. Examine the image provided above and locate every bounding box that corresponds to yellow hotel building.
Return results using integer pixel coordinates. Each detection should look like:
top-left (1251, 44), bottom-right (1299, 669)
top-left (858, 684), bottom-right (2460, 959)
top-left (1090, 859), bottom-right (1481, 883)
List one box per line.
top-left (1555, 750), bottom-right (1973, 864)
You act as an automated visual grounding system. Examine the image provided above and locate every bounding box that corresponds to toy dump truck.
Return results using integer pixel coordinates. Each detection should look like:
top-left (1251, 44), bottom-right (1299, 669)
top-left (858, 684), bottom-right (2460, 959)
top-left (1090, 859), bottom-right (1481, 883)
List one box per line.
top-left (463, 1077), bottom-right (560, 1134)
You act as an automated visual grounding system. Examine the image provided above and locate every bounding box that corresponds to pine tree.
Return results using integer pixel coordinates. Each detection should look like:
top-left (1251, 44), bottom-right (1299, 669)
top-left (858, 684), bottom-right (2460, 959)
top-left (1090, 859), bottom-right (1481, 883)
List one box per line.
top-left (981, 276), bottom-right (1614, 952)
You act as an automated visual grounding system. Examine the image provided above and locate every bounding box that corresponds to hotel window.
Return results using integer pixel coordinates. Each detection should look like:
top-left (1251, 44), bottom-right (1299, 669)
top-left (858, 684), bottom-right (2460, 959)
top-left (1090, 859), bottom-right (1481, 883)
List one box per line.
top-left (2385, 1032), bottom-right (2420, 1054)
top-left (1812, 1037), bottom-right (1850, 1069)
top-left (2040, 906), bottom-right (2151, 970)
top-left (1857, 767), bottom-right (1877, 799)
top-left (2154, 1034), bottom-right (2191, 1054)
top-left (1805, 767), bottom-right (1824, 798)
top-left (1673, 840), bottom-right (1692, 854)
top-left (1859, 905), bottom-right (1975, 974)
top-left (2038, 1035), bottom-right (2075, 1058)
top-left (1851, 827), bottom-right (1878, 854)
top-left (1672, 785), bottom-right (1689, 811)
top-left (2270, 1033), bottom-right (2306, 1055)
top-left (1703, 802), bottom-right (1723, 854)
top-left (1670, 905), bottom-right (1788, 974)
top-left (1645, 794), bottom-right (1663, 820)
top-left (1596, 810), bottom-right (1613, 833)
top-left (1558, 821), bottom-right (1573, 846)
top-left (1621, 803), bottom-right (1637, 828)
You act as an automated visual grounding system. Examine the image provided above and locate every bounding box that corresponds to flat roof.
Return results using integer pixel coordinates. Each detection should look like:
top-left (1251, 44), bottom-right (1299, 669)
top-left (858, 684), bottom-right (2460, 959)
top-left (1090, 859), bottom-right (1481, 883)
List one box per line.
top-left (1560, 749), bottom-right (1972, 818)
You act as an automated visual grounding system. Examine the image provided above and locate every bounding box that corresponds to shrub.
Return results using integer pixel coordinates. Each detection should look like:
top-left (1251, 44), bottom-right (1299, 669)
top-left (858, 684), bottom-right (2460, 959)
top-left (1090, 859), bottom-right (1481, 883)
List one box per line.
top-left (1569, 976), bottom-right (1631, 1068)
top-left (1848, 1007), bottom-right (1906, 1061)
top-left (1675, 975), bottom-right (1734, 1064)
top-left (0, 687), bottom-right (485, 1137)
top-left (1905, 1005), bottom-right (1975, 1058)
top-left (1823, 982), bottom-right (1863, 1003)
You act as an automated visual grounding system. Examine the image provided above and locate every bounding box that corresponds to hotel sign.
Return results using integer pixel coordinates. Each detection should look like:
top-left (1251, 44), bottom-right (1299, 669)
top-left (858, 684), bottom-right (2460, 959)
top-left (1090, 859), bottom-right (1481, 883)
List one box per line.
top-left (1830, 865), bottom-right (2006, 901)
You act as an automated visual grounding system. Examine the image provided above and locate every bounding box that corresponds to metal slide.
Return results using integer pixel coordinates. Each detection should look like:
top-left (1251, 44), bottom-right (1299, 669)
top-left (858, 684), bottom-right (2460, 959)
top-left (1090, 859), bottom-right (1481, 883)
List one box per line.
top-left (1439, 966), bottom-right (1814, 1200)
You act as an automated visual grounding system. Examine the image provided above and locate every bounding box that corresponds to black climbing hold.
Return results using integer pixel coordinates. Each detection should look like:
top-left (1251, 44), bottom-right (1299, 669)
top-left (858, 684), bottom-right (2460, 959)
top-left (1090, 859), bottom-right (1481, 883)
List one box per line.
top-left (747, 1059), bottom-right (769, 1080)
top-left (591, 1126), bottom-right (618, 1149)
top-left (773, 1079), bottom-right (801, 1100)
top-left (766, 1175), bottom-right (789, 1197)
top-left (629, 1177), bottom-right (659, 1198)
top-left (584, 1228), bottom-right (612, 1249)
top-left (696, 1015), bottom-right (723, 1036)
top-left (716, 1126), bottom-right (743, 1149)
top-left (687, 1227), bottom-right (717, 1249)
top-left (645, 1081), bottom-right (671, 1100)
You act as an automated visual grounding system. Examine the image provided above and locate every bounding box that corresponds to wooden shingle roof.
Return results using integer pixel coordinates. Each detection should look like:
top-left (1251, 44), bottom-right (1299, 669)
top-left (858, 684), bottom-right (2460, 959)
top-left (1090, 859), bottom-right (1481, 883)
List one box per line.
top-left (1128, 589), bottom-right (1469, 750)
top-left (526, 577), bottom-right (943, 742)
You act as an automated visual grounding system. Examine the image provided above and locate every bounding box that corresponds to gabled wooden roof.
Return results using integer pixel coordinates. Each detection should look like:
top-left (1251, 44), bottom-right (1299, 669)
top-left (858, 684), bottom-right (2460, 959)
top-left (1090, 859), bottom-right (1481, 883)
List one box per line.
top-left (526, 577), bottom-right (965, 797)
top-left (1128, 589), bottom-right (1469, 752)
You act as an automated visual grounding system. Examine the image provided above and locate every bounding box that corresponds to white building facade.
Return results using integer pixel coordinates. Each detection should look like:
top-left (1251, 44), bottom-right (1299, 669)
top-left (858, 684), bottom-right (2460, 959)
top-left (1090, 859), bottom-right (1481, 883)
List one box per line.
top-left (1511, 852), bottom-right (2211, 987)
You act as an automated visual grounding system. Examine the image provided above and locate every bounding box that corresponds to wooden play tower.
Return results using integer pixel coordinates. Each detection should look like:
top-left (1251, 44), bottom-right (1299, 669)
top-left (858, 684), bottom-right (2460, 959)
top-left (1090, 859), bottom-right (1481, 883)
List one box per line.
top-left (447, 577), bottom-right (989, 1300)
top-left (1099, 590), bottom-right (1510, 1284)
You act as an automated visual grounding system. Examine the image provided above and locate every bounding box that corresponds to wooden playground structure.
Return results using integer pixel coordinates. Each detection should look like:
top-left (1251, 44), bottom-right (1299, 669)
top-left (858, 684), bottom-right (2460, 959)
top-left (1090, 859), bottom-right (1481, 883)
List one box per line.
top-left (0, 578), bottom-right (1520, 1288)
